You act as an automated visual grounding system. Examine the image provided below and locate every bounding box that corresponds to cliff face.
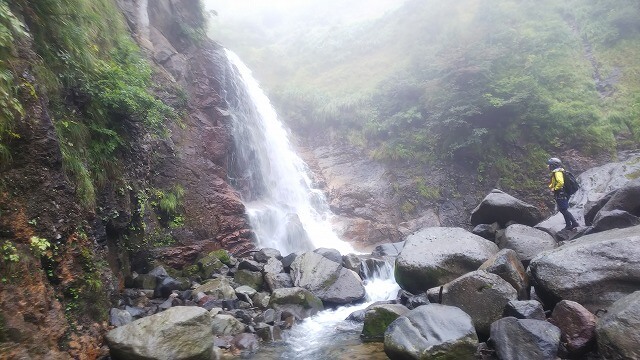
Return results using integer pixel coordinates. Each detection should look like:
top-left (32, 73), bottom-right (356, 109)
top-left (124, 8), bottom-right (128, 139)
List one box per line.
top-left (0, 1), bottom-right (253, 358)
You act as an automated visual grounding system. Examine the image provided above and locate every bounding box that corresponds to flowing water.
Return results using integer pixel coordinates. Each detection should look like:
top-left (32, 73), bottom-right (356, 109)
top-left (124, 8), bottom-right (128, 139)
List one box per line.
top-left (224, 50), bottom-right (399, 359)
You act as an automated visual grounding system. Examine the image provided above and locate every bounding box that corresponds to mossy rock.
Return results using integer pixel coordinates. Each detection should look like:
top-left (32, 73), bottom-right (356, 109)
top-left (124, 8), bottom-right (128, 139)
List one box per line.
top-left (361, 304), bottom-right (410, 342)
top-left (234, 269), bottom-right (263, 291)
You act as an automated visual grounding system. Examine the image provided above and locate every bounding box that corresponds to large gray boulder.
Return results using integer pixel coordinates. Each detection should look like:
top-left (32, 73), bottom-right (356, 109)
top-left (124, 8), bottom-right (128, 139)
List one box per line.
top-left (591, 209), bottom-right (640, 233)
top-left (528, 225), bottom-right (640, 312)
top-left (490, 317), bottom-right (561, 360)
top-left (395, 227), bottom-right (499, 293)
top-left (479, 249), bottom-right (529, 300)
top-left (384, 304), bottom-right (478, 360)
top-left (105, 306), bottom-right (214, 360)
top-left (496, 224), bottom-right (556, 266)
top-left (434, 270), bottom-right (518, 337)
top-left (269, 287), bottom-right (324, 320)
top-left (192, 278), bottom-right (237, 300)
top-left (596, 291), bottom-right (640, 360)
top-left (290, 252), bottom-right (365, 304)
top-left (470, 189), bottom-right (543, 227)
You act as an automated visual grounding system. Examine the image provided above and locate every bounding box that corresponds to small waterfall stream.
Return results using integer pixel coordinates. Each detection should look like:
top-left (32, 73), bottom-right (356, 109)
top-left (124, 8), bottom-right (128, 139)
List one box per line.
top-left (223, 50), bottom-right (400, 358)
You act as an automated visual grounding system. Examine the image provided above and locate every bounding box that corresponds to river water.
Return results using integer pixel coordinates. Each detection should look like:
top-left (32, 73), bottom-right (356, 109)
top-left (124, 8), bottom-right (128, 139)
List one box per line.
top-left (223, 50), bottom-right (399, 358)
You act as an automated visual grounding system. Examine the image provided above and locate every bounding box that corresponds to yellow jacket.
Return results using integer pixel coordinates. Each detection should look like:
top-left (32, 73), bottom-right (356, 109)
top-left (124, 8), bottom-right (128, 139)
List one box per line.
top-left (549, 169), bottom-right (565, 191)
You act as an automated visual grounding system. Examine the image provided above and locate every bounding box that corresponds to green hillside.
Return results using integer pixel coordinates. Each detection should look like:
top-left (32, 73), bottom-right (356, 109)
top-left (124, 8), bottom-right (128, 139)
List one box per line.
top-left (211, 0), bottom-right (640, 192)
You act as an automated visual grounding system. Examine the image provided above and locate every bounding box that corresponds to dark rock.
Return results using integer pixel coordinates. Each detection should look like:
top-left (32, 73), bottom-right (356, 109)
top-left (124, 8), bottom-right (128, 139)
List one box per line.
top-left (470, 189), bottom-right (543, 227)
top-left (503, 300), bottom-right (546, 320)
top-left (148, 266), bottom-right (169, 278)
top-left (155, 276), bottom-right (189, 298)
top-left (254, 248), bottom-right (282, 262)
top-left (528, 225), bottom-right (640, 312)
top-left (472, 222), bottom-right (501, 241)
top-left (592, 209), bottom-right (640, 232)
top-left (234, 269), bottom-right (264, 291)
top-left (346, 309), bottom-right (367, 322)
top-left (398, 290), bottom-right (430, 310)
top-left (384, 304), bottom-right (478, 359)
top-left (232, 333), bottom-right (260, 352)
top-left (489, 317), bottom-right (561, 360)
top-left (281, 252), bottom-right (299, 271)
top-left (549, 300), bottom-right (596, 356)
top-left (584, 190), bottom-right (616, 226)
top-left (269, 287), bottom-right (324, 320)
top-left (238, 259), bottom-right (263, 272)
top-left (596, 291), bottom-right (640, 360)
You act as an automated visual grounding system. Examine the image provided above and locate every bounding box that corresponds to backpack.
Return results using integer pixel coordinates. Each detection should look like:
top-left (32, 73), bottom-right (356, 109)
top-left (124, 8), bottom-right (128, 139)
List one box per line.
top-left (563, 171), bottom-right (580, 196)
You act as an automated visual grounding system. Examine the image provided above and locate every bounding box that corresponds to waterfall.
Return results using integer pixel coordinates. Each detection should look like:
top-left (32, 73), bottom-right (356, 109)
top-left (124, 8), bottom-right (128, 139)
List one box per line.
top-left (224, 50), bottom-right (354, 256)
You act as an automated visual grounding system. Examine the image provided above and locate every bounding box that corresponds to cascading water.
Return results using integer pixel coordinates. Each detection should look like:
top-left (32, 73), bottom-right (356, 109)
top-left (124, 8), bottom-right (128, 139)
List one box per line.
top-left (223, 50), bottom-right (399, 358)
top-left (224, 49), bottom-right (353, 256)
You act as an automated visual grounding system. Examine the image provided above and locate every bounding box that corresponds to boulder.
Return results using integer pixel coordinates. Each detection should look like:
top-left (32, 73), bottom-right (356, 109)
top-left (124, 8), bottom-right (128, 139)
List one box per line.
top-left (232, 333), bottom-right (260, 352)
top-left (342, 253), bottom-right (363, 275)
top-left (528, 225), bottom-right (640, 312)
top-left (109, 308), bottom-right (133, 327)
top-left (472, 222), bottom-right (500, 241)
top-left (398, 290), bottom-right (430, 310)
top-left (479, 249), bottom-right (529, 300)
top-left (211, 314), bottom-right (245, 336)
top-left (262, 257), bottom-right (284, 275)
top-left (254, 248), bottom-right (282, 262)
top-left (434, 270), bottom-right (518, 337)
top-left (470, 189), bottom-right (543, 227)
top-left (238, 259), bottom-right (263, 272)
top-left (594, 178), bottom-right (640, 216)
top-left (596, 291), bottom-right (640, 360)
top-left (192, 278), bottom-right (237, 301)
top-left (196, 251), bottom-right (225, 277)
top-left (490, 317), bottom-right (561, 360)
top-left (361, 304), bottom-right (410, 342)
top-left (371, 241), bottom-right (405, 257)
top-left (290, 252), bottom-right (365, 304)
top-left (269, 287), bottom-right (324, 320)
top-left (313, 247), bottom-right (342, 264)
top-left (503, 300), bottom-right (545, 321)
top-left (549, 300), bottom-right (596, 356)
top-left (234, 269), bottom-right (264, 290)
top-left (395, 227), bottom-right (499, 293)
top-left (384, 304), bottom-right (478, 359)
top-left (496, 224), bottom-right (556, 266)
top-left (591, 209), bottom-right (640, 233)
top-left (155, 276), bottom-right (189, 298)
top-left (105, 306), bottom-right (214, 360)
top-left (584, 189), bottom-right (615, 226)
top-left (264, 272), bottom-right (293, 292)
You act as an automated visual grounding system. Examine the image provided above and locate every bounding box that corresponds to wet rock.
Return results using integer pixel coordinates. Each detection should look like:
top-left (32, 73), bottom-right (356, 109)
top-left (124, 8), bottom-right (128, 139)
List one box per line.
top-left (211, 314), bottom-right (245, 336)
top-left (290, 252), bottom-right (365, 304)
top-left (254, 248), bottom-right (282, 262)
top-left (235, 286), bottom-right (257, 306)
top-left (591, 209), bottom-right (640, 233)
top-left (489, 317), bottom-right (561, 360)
top-left (347, 309), bottom-right (367, 322)
top-left (262, 257), bottom-right (284, 275)
top-left (281, 252), bottom-right (299, 271)
top-left (106, 306), bottom-right (214, 360)
top-left (232, 333), bottom-right (260, 352)
top-left (269, 287), bottom-right (324, 320)
top-left (432, 270), bottom-right (518, 337)
top-left (470, 189), bottom-right (543, 227)
top-left (251, 292), bottom-right (270, 309)
top-left (361, 304), bottom-right (410, 342)
top-left (596, 291), bottom-right (640, 360)
top-left (342, 253), bottom-right (362, 275)
top-left (472, 222), bottom-right (500, 241)
top-left (234, 269), bottom-right (264, 291)
top-left (313, 247), bottom-right (342, 264)
top-left (129, 273), bottom-right (158, 290)
top-left (109, 308), bottom-right (132, 327)
top-left (371, 241), bottom-right (405, 257)
top-left (395, 227), bottom-right (499, 293)
top-left (155, 276), bottom-right (189, 298)
top-left (238, 259), bottom-right (263, 272)
top-left (384, 304), bottom-right (478, 360)
top-left (503, 300), bottom-right (545, 321)
top-left (528, 225), bottom-right (640, 312)
top-left (264, 272), bottom-right (293, 292)
top-left (255, 324), bottom-right (282, 342)
top-left (479, 249), bottom-right (529, 300)
top-left (549, 300), bottom-right (596, 356)
top-left (196, 251), bottom-right (225, 277)
top-left (192, 278), bottom-right (237, 301)
top-left (496, 224), bottom-right (556, 266)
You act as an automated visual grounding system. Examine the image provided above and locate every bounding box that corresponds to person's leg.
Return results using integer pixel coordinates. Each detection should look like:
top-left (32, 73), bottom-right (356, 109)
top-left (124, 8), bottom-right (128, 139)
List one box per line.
top-left (557, 197), bottom-right (578, 229)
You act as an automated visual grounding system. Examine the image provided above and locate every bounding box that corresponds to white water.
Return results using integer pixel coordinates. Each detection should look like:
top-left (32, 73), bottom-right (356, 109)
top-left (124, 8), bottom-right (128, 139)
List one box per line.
top-left (225, 50), bottom-right (354, 256)
top-left (224, 50), bottom-right (400, 358)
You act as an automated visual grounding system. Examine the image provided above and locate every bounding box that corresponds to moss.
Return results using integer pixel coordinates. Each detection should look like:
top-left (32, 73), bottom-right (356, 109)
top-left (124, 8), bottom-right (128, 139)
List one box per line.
top-left (362, 308), bottom-right (402, 342)
top-left (210, 249), bottom-right (232, 265)
top-left (625, 169), bottom-right (640, 180)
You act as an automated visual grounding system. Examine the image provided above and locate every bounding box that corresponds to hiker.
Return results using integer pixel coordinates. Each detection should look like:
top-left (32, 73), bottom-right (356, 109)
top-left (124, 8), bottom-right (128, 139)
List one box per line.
top-left (547, 157), bottom-right (579, 230)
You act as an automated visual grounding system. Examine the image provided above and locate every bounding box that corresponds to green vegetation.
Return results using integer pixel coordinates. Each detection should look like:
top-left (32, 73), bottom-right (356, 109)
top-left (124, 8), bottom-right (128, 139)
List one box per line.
top-left (29, 236), bottom-right (51, 258)
top-left (214, 0), bottom-right (640, 193)
top-left (9, 0), bottom-right (181, 207)
top-left (0, 1), bottom-right (27, 165)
